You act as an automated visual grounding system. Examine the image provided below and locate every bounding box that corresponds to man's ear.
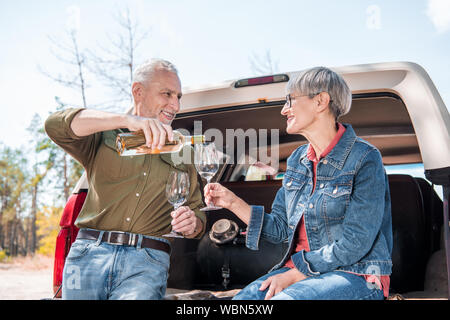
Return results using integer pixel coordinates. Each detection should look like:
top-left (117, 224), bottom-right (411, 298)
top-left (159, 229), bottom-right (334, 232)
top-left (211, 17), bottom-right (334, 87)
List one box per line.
top-left (131, 82), bottom-right (144, 102)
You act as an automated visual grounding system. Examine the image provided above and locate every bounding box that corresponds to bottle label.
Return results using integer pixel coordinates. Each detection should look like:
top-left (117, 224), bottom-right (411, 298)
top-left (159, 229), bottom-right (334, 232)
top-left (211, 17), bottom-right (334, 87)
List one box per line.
top-left (116, 131), bottom-right (206, 156)
top-left (190, 135), bottom-right (205, 144)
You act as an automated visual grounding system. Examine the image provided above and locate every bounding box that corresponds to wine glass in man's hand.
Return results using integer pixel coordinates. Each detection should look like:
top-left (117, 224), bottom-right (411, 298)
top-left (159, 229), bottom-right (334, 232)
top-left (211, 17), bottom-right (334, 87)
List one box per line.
top-left (163, 170), bottom-right (190, 237)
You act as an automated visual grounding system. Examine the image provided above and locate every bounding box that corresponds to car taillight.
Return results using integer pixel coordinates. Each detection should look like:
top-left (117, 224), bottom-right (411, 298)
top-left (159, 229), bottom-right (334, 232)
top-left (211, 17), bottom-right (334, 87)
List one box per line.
top-left (234, 74), bottom-right (289, 88)
top-left (53, 228), bottom-right (71, 296)
top-left (53, 190), bottom-right (87, 298)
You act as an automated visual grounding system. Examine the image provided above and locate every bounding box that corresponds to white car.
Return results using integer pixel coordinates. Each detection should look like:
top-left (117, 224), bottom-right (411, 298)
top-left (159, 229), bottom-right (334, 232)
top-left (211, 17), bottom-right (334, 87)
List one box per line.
top-left (53, 61), bottom-right (449, 300)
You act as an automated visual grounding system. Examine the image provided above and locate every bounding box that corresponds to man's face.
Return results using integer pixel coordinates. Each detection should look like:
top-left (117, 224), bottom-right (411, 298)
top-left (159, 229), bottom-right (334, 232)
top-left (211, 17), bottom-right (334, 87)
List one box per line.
top-left (134, 70), bottom-right (182, 125)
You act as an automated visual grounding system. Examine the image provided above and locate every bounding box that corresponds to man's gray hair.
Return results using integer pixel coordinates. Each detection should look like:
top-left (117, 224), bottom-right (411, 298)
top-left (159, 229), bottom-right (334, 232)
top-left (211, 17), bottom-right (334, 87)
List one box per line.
top-left (133, 59), bottom-right (179, 85)
top-left (287, 66), bottom-right (352, 119)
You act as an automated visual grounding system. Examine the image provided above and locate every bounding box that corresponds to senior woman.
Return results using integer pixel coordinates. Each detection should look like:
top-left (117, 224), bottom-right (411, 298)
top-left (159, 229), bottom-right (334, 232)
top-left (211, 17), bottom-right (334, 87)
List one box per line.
top-left (204, 66), bottom-right (392, 300)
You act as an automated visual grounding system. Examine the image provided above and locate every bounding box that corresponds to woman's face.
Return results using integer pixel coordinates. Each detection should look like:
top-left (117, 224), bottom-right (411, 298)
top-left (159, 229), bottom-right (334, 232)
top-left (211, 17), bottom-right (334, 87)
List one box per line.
top-left (281, 93), bottom-right (318, 134)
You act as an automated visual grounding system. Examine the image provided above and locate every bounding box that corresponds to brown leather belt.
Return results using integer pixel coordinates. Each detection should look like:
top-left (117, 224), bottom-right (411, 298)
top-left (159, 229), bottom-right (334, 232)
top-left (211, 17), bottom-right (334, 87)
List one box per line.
top-left (76, 229), bottom-right (171, 255)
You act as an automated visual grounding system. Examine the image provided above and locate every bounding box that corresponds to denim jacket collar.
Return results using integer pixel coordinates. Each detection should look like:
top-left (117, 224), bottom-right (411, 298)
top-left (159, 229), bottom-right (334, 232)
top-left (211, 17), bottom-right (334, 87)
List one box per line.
top-left (299, 123), bottom-right (357, 171)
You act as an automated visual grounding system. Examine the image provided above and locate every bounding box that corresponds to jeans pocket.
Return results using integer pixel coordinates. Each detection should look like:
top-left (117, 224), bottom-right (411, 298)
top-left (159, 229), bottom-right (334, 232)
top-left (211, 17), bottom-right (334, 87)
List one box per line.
top-left (66, 239), bottom-right (92, 261)
top-left (141, 247), bottom-right (170, 270)
top-left (359, 288), bottom-right (384, 300)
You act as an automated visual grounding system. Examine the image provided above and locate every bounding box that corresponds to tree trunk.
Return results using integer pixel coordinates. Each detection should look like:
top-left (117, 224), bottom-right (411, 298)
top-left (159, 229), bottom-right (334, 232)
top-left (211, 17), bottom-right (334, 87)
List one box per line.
top-left (8, 220), bottom-right (16, 256)
top-left (0, 223), bottom-right (4, 251)
top-left (28, 184), bottom-right (38, 255)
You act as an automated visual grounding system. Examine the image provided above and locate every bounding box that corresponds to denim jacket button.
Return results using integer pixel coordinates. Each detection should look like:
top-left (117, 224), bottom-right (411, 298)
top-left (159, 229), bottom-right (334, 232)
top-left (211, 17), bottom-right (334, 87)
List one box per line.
top-left (309, 203), bottom-right (314, 209)
top-left (286, 180), bottom-right (292, 187)
top-left (323, 159), bottom-right (328, 165)
top-left (320, 183), bottom-right (324, 188)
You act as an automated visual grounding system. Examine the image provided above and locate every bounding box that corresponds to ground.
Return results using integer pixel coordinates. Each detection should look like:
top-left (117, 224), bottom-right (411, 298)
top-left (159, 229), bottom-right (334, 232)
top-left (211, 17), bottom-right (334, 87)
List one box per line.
top-left (0, 254), bottom-right (238, 300)
top-left (0, 255), bottom-right (54, 300)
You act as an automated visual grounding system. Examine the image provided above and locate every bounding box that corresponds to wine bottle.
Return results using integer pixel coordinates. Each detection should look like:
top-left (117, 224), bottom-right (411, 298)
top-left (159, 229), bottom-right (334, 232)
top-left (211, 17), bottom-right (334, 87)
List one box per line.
top-left (116, 130), bottom-right (206, 156)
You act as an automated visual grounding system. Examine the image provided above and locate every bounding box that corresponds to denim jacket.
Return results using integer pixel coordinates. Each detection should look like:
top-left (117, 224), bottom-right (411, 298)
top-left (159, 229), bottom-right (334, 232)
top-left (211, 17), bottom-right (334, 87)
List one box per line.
top-left (246, 124), bottom-right (393, 277)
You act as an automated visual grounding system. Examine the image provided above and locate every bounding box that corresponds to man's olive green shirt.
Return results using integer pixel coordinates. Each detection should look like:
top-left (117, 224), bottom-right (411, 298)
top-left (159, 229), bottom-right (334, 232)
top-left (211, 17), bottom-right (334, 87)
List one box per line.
top-left (45, 108), bottom-right (206, 239)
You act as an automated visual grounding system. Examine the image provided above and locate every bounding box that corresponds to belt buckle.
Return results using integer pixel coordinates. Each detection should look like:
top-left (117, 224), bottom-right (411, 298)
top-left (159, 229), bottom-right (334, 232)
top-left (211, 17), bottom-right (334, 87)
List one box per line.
top-left (107, 231), bottom-right (125, 246)
top-left (105, 231), bottom-right (137, 247)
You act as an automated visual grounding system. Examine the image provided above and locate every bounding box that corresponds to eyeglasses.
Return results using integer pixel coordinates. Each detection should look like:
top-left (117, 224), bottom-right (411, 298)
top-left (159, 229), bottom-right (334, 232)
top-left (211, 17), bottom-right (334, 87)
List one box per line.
top-left (284, 92), bottom-right (333, 108)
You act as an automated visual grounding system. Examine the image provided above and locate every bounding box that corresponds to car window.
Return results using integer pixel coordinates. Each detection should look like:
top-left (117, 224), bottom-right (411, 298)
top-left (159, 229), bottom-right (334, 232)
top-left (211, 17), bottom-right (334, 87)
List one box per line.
top-left (244, 162), bottom-right (279, 181)
top-left (239, 161), bottom-right (443, 201)
top-left (385, 163), bottom-right (443, 200)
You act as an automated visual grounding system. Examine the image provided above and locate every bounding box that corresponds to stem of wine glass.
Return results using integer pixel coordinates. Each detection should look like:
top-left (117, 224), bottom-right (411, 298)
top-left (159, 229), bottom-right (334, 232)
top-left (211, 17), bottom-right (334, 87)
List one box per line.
top-left (206, 177), bottom-right (213, 207)
top-left (171, 204), bottom-right (182, 236)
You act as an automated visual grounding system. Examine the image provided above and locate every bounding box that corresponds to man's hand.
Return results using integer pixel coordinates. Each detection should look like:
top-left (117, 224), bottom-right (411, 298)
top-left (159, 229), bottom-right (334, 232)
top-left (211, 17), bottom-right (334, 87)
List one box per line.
top-left (70, 110), bottom-right (173, 148)
top-left (259, 268), bottom-right (307, 300)
top-left (170, 206), bottom-right (201, 237)
top-left (125, 115), bottom-right (174, 150)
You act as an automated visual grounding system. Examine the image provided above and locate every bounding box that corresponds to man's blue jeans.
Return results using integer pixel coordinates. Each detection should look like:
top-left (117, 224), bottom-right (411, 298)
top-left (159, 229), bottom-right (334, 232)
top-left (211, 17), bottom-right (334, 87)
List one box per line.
top-left (62, 231), bottom-right (170, 300)
top-left (233, 267), bottom-right (384, 300)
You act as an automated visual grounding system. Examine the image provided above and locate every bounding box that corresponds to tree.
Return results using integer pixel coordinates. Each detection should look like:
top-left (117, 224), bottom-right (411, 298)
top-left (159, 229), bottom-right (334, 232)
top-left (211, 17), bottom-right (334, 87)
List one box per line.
top-left (40, 6), bottom-right (147, 112)
top-left (0, 145), bottom-right (29, 256)
top-left (86, 6), bottom-right (149, 110)
top-left (26, 111), bottom-right (83, 255)
top-left (26, 113), bottom-right (56, 254)
top-left (249, 49), bottom-right (280, 75)
top-left (36, 206), bottom-right (62, 256)
top-left (28, 111), bottom-right (83, 204)
top-left (38, 28), bottom-right (89, 109)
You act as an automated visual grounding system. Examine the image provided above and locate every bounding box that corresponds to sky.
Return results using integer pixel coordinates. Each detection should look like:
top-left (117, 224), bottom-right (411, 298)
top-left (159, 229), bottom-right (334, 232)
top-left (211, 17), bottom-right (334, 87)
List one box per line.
top-left (1, 0), bottom-right (449, 151)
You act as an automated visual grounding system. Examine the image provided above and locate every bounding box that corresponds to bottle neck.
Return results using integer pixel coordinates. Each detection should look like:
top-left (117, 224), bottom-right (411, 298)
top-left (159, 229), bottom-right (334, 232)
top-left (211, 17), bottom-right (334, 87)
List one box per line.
top-left (184, 135), bottom-right (205, 145)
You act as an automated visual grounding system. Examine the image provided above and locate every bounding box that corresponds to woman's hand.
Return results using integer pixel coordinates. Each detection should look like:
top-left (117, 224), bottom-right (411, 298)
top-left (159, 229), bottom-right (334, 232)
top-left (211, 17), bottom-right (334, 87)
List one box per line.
top-left (204, 183), bottom-right (237, 210)
top-left (204, 183), bottom-right (252, 224)
top-left (259, 268), bottom-right (307, 300)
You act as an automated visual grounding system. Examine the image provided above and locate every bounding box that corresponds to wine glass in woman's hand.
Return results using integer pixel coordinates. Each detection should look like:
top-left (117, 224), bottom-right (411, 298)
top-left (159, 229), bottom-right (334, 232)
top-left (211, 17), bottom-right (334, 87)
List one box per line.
top-left (194, 142), bottom-right (222, 211)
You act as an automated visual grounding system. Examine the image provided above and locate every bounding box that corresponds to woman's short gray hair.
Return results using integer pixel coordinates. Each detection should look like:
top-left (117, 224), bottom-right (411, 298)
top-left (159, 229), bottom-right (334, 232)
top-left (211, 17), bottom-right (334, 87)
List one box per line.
top-left (133, 59), bottom-right (179, 85)
top-left (287, 66), bottom-right (352, 119)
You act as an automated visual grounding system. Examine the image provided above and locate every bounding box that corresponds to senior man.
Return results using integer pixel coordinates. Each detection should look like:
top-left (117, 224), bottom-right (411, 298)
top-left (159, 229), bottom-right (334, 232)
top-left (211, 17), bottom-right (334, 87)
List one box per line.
top-left (45, 59), bottom-right (205, 300)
